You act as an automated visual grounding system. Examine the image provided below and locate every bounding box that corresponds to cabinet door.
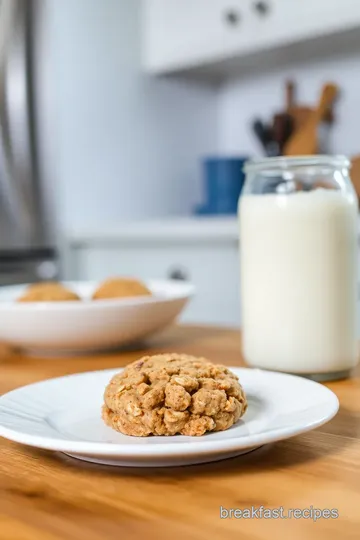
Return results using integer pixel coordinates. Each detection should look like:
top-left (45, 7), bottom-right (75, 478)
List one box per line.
top-left (252, 0), bottom-right (360, 52)
top-left (71, 242), bottom-right (241, 327)
top-left (143, 0), bottom-right (250, 73)
top-left (143, 0), bottom-right (360, 74)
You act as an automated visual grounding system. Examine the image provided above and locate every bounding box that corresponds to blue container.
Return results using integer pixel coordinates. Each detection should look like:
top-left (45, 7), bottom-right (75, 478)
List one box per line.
top-left (195, 157), bottom-right (249, 215)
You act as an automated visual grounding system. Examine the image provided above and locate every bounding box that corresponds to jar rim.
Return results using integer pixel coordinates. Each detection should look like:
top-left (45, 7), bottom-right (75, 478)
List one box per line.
top-left (244, 155), bottom-right (350, 173)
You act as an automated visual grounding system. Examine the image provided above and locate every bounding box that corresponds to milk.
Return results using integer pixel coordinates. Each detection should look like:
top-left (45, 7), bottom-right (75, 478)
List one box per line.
top-left (239, 189), bottom-right (358, 374)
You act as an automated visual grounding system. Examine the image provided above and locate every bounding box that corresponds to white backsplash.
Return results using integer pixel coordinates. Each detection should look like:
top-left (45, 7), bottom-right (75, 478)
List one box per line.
top-left (218, 51), bottom-right (360, 158)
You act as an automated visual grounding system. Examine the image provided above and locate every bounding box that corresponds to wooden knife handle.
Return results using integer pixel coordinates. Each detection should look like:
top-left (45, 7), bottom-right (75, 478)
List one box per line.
top-left (316, 83), bottom-right (338, 121)
top-left (286, 80), bottom-right (295, 111)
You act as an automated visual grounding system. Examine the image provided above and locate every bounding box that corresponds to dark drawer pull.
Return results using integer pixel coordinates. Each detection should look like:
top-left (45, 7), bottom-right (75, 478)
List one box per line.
top-left (253, 1), bottom-right (271, 16)
top-left (168, 267), bottom-right (189, 281)
top-left (223, 9), bottom-right (241, 26)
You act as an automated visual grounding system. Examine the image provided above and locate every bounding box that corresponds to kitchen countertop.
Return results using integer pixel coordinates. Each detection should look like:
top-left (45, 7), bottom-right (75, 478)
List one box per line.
top-left (66, 214), bottom-right (360, 246)
top-left (66, 216), bottom-right (239, 244)
top-left (1, 325), bottom-right (360, 539)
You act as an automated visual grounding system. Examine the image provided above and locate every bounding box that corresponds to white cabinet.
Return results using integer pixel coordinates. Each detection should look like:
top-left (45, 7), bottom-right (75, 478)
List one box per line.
top-left (64, 217), bottom-right (360, 333)
top-left (65, 218), bottom-right (241, 327)
top-left (142, 0), bottom-right (360, 75)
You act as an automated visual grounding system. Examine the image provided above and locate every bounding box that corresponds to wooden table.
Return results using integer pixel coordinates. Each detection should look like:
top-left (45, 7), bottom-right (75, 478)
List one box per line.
top-left (1, 325), bottom-right (360, 540)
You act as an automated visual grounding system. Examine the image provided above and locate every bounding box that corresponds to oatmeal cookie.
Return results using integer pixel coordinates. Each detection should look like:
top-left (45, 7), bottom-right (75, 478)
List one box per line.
top-left (92, 277), bottom-right (151, 300)
top-left (102, 353), bottom-right (247, 436)
top-left (17, 282), bottom-right (80, 302)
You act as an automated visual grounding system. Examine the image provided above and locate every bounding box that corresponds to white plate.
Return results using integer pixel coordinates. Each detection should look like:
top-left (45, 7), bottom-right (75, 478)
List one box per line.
top-left (0, 367), bottom-right (339, 467)
top-left (0, 280), bottom-right (194, 354)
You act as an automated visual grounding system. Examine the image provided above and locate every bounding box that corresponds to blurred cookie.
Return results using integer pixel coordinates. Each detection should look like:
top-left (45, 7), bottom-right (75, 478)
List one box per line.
top-left (18, 282), bottom-right (80, 302)
top-left (92, 277), bottom-right (151, 300)
top-left (102, 353), bottom-right (247, 436)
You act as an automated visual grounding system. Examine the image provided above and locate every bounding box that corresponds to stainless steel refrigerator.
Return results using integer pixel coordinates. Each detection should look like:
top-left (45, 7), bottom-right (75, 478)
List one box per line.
top-left (0, 0), bottom-right (58, 285)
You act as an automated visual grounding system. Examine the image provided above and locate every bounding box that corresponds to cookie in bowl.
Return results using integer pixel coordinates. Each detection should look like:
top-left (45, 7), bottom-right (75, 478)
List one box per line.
top-left (92, 277), bottom-right (151, 300)
top-left (102, 353), bottom-right (247, 436)
top-left (17, 282), bottom-right (80, 302)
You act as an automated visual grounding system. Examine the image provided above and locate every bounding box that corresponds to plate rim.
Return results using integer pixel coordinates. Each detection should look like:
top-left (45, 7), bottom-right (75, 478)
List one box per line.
top-left (0, 367), bottom-right (339, 458)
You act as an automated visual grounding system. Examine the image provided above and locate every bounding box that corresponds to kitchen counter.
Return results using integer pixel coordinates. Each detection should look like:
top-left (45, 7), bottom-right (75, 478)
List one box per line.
top-left (66, 213), bottom-right (360, 246)
top-left (0, 324), bottom-right (359, 539)
top-left (62, 217), bottom-right (241, 326)
top-left (65, 216), bottom-right (239, 245)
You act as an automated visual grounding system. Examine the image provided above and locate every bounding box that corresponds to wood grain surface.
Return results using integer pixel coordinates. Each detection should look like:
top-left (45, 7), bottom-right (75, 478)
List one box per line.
top-left (1, 325), bottom-right (360, 540)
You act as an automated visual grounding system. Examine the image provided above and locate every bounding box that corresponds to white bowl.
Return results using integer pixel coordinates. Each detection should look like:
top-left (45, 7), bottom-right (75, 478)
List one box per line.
top-left (0, 280), bottom-right (194, 354)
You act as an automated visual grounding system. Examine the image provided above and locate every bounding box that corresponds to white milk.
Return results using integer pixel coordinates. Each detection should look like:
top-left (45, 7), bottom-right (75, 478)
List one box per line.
top-left (239, 189), bottom-right (358, 374)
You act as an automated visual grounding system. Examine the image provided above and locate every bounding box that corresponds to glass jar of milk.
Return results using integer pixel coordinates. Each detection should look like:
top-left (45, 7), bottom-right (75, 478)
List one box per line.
top-left (239, 156), bottom-right (358, 380)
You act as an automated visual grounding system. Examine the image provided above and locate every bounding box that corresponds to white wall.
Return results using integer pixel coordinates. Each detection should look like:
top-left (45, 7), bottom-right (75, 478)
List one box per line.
top-left (36, 0), bottom-right (218, 233)
top-left (36, 0), bottom-right (360, 237)
top-left (218, 51), bottom-right (360, 158)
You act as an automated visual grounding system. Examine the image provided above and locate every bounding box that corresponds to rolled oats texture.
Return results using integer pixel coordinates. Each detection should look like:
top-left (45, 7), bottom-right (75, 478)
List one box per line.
top-left (102, 353), bottom-right (247, 436)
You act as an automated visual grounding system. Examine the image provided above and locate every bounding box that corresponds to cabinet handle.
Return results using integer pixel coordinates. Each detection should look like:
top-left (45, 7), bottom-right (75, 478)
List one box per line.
top-left (168, 267), bottom-right (189, 281)
top-left (252, 1), bottom-right (271, 16)
top-left (223, 9), bottom-right (241, 26)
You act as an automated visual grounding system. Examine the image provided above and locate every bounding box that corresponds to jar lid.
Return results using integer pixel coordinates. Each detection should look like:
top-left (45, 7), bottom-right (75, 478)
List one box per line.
top-left (244, 155), bottom-right (350, 173)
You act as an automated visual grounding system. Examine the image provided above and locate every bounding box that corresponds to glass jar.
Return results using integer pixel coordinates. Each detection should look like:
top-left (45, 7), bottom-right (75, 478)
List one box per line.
top-left (239, 156), bottom-right (358, 381)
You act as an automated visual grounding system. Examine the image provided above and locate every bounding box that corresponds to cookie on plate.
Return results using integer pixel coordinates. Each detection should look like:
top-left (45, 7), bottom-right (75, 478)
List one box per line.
top-left (102, 353), bottom-right (247, 437)
top-left (92, 277), bottom-right (151, 300)
top-left (17, 282), bottom-right (80, 302)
